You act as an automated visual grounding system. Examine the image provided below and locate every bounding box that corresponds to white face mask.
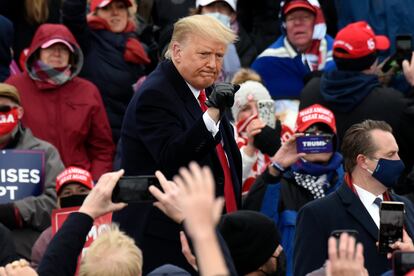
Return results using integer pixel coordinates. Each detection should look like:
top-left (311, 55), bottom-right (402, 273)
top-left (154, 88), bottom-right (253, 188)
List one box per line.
top-left (205, 12), bottom-right (231, 27)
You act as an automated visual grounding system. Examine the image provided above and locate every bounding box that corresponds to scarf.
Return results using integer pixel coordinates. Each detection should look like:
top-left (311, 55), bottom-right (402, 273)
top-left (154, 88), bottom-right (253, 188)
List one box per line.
top-left (30, 60), bottom-right (72, 86)
top-left (87, 15), bottom-right (150, 65)
top-left (280, 0), bottom-right (327, 71)
top-left (291, 152), bottom-right (343, 199)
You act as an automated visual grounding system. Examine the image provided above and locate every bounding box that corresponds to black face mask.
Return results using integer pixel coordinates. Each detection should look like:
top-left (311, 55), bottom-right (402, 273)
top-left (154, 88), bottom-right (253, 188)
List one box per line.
top-left (253, 121), bottom-right (282, 156)
top-left (60, 194), bottom-right (88, 208)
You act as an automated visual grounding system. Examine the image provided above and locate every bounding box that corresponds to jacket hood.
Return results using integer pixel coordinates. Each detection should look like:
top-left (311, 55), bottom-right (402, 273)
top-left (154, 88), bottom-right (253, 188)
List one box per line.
top-left (25, 24), bottom-right (83, 79)
top-left (0, 15), bottom-right (13, 81)
top-left (320, 70), bottom-right (380, 112)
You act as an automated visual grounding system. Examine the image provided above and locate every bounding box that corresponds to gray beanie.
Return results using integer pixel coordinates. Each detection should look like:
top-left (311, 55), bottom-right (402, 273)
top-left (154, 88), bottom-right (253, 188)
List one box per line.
top-left (232, 81), bottom-right (272, 120)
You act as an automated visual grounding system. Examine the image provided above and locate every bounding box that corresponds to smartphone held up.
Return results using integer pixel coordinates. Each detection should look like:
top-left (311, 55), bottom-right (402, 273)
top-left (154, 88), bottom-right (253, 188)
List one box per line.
top-left (378, 201), bottom-right (405, 254)
top-left (112, 175), bottom-right (162, 203)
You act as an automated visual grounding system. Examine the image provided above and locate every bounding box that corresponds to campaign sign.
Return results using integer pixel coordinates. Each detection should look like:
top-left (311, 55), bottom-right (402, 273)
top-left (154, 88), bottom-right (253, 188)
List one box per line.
top-left (52, 207), bottom-right (113, 275)
top-left (0, 149), bottom-right (45, 203)
top-left (296, 135), bottom-right (333, 154)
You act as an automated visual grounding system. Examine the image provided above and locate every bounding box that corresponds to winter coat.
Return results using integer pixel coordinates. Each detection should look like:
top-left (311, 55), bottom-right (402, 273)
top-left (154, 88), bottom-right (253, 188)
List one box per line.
top-left (244, 165), bottom-right (343, 276)
top-left (62, 0), bottom-right (147, 142)
top-left (6, 24), bottom-right (115, 181)
top-left (335, 0), bottom-right (414, 56)
top-left (252, 35), bottom-right (335, 100)
top-left (2, 126), bottom-right (64, 259)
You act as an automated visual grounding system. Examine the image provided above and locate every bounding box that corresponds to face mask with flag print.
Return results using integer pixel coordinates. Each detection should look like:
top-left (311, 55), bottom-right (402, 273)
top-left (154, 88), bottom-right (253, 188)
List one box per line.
top-left (0, 107), bottom-right (18, 136)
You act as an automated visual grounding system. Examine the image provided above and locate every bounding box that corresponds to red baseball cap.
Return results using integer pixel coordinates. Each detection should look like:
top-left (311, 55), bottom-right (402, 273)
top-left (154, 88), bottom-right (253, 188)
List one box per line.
top-left (283, 0), bottom-right (316, 15)
top-left (295, 104), bottom-right (336, 134)
top-left (333, 21), bottom-right (390, 59)
top-left (56, 167), bottom-right (94, 194)
top-left (90, 0), bottom-right (132, 13)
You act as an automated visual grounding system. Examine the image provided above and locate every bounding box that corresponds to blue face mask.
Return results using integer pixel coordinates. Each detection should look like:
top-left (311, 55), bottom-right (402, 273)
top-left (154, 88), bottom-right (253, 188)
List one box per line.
top-left (367, 158), bottom-right (405, 188)
top-left (205, 12), bottom-right (231, 27)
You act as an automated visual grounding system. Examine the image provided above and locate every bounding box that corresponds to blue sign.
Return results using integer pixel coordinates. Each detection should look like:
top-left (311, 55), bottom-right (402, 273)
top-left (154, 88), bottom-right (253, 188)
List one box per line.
top-left (0, 150), bottom-right (45, 203)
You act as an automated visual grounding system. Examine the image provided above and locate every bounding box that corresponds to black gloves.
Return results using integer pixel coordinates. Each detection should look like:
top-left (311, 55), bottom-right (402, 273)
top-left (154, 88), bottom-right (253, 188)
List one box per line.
top-left (205, 83), bottom-right (240, 113)
top-left (253, 120), bottom-right (282, 156)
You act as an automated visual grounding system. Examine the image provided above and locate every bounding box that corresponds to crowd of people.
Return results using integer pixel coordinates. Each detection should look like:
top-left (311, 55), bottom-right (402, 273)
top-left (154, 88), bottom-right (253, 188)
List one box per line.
top-left (1, 0), bottom-right (414, 275)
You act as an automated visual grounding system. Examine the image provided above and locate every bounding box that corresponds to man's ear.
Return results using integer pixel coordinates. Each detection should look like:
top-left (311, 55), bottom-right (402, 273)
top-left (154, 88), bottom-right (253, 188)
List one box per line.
top-left (356, 154), bottom-right (369, 170)
top-left (16, 106), bottom-right (24, 120)
top-left (171, 41), bottom-right (182, 63)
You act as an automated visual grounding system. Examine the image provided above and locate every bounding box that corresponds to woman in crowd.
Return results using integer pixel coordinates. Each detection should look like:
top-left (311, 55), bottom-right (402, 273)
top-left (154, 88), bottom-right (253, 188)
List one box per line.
top-left (6, 24), bottom-right (115, 181)
top-left (62, 0), bottom-right (151, 142)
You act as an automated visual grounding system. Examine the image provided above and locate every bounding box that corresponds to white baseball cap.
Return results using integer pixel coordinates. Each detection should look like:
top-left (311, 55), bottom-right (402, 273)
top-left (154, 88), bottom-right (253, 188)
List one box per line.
top-left (196, 0), bottom-right (236, 11)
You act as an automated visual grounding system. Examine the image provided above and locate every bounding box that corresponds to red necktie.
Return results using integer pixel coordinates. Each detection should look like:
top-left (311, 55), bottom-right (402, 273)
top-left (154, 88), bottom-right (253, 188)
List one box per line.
top-left (198, 90), bottom-right (237, 213)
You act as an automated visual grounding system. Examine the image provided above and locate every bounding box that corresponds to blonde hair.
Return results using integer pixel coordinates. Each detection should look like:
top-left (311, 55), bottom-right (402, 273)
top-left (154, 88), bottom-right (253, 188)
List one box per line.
top-left (79, 225), bottom-right (143, 276)
top-left (25, 0), bottom-right (49, 24)
top-left (231, 68), bottom-right (262, 85)
top-left (165, 14), bottom-right (237, 59)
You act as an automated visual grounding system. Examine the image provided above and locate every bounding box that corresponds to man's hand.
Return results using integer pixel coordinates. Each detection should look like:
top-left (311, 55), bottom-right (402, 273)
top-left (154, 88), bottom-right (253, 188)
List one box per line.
top-left (180, 231), bottom-right (198, 271)
top-left (79, 170), bottom-right (127, 219)
top-left (246, 119), bottom-right (266, 146)
top-left (403, 52), bottom-right (414, 86)
top-left (326, 233), bottom-right (368, 276)
top-left (149, 171), bottom-right (184, 223)
top-left (387, 229), bottom-right (414, 259)
top-left (271, 134), bottom-right (306, 169)
top-left (173, 162), bottom-right (224, 239)
top-left (206, 83), bottom-right (240, 113)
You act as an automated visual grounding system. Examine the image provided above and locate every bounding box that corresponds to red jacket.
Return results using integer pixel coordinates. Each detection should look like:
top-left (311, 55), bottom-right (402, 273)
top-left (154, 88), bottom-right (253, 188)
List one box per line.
top-left (6, 24), bottom-right (114, 180)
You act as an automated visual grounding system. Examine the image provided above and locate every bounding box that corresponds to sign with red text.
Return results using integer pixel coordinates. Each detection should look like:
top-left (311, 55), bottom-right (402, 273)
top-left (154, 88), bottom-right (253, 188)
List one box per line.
top-left (52, 207), bottom-right (113, 274)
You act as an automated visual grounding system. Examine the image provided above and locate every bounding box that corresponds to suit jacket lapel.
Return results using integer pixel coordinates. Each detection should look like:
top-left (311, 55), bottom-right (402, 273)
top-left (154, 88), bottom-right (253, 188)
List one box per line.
top-left (161, 60), bottom-right (202, 121)
top-left (337, 184), bottom-right (379, 240)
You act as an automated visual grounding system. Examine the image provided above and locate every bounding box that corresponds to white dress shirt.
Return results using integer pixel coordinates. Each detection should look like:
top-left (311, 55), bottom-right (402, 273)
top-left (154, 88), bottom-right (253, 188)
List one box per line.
top-left (354, 184), bottom-right (383, 228)
top-left (186, 83), bottom-right (220, 137)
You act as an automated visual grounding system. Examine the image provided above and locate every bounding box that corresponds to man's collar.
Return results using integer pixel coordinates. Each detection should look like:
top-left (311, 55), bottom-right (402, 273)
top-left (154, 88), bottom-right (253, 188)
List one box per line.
top-left (186, 82), bottom-right (200, 99)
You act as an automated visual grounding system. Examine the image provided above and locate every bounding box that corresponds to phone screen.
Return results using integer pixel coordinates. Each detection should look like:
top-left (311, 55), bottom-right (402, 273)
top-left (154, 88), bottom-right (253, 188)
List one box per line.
top-left (296, 134), bottom-right (333, 154)
top-left (396, 35), bottom-right (413, 67)
top-left (112, 175), bottom-right (161, 203)
top-left (378, 201), bottom-right (405, 254)
top-left (393, 251), bottom-right (414, 276)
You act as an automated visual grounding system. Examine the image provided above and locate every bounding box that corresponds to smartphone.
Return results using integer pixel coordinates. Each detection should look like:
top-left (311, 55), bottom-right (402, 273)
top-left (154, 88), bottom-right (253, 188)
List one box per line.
top-left (393, 251), bottom-right (414, 276)
top-left (257, 100), bottom-right (276, 129)
top-left (111, 175), bottom-right (161, 203)
top-left (296, 134), bottom-right (333, 154)
top-left (330, 229), bottom-right (359, 239)
top-left (378, 201), bottom-right (405, 254)
top-left (396, 35), bottom-right (413, 67)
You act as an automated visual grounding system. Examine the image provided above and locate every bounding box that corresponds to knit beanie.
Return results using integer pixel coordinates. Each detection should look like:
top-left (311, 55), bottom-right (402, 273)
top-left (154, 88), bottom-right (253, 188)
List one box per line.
top-left (232, 80), bottom-right (272, 120)
top-left (218, 210), bottom-right (280, 275)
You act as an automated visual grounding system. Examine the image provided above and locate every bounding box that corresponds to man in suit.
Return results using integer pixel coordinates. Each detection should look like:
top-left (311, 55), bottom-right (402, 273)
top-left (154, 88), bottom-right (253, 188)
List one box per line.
top-left (293, 120), bottom-right (414, 276)
top-left (114, 15), bottom-right (242, 274)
